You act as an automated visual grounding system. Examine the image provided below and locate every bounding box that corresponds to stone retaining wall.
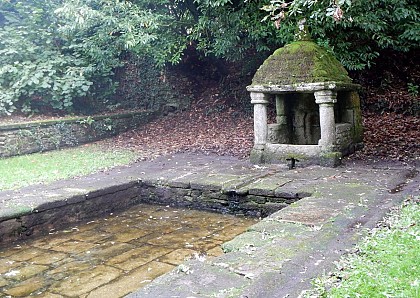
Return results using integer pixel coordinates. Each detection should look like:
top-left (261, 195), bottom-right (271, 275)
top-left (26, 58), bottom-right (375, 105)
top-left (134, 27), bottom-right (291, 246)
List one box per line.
top-left (0, 111), bottom-right (158, 158)
top-left (335, 123), bottom-right (352, 150)
top-left (138, 181), bottom-right (304, 218)
top-left (0, 180), bottom-right (305, 245)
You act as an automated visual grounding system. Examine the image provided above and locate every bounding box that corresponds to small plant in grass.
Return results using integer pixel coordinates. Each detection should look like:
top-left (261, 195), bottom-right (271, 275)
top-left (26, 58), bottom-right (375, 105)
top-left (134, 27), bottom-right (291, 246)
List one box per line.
top-left (407, 82), bottom-right (419, 97)
top-left (305, 196), bottom-right (420, 297)
top-left (0, 145), bottom-right (138, 190)
top-left (78, 116), bottom-right (95, 126)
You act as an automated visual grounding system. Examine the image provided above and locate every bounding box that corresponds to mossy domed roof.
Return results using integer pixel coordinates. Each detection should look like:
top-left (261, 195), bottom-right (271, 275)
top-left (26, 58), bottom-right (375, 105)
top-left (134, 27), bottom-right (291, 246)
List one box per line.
top-left (251, 41), bottom-right (352, 86)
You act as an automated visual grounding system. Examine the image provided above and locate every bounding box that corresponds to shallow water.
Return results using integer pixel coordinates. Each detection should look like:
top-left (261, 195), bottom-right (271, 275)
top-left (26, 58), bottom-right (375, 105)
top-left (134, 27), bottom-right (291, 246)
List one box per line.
top-left (0, 203), bottom-right (257, 297)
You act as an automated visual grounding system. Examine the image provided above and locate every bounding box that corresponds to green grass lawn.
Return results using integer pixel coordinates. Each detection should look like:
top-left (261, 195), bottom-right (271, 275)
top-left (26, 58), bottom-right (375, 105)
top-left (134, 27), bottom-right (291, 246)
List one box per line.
top-left (0, 145), bottom-right (138, 190)
top-left (307, 196), bottom-right (420, 297)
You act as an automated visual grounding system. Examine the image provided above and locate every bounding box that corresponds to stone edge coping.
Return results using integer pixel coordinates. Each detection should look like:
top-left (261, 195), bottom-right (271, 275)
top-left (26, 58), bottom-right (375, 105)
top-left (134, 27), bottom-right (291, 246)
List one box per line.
top-left (0, 156), bottom-right (416, 296)
top-left (3, 158), bottom-right (408, 224)
top-left (246, 81), bottom-right (360, 93)
top-left (0, 178), bottom-right (140, 222)
top-left (126, 167), bottom-right (418, 297)
top-left (1, 158), bottom-right (413, 225)
top-left (0, 170), bottom-right (301, 224)
top-left (0, 110), bottom-right (155, 131)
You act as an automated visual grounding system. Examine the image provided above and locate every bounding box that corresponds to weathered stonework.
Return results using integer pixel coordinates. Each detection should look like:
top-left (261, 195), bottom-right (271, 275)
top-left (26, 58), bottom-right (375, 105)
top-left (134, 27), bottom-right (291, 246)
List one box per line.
top-left (0, 179), bottom-right (305, 245)
top-left (251, 41), bottom-right (352, 86)
top-left (0, 111), bottom-right (158, 158)
top-left (247, 31), bottom-right (363, 167)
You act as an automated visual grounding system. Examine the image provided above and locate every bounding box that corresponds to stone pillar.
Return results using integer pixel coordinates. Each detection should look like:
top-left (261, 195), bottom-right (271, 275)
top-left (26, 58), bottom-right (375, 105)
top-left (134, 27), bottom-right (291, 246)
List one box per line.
top-left (251, 92), bottom-right (269, 149)
top-left (275, 94), bottom-right (287, 125)
top-left (315, 90), bottom-right (337, 148)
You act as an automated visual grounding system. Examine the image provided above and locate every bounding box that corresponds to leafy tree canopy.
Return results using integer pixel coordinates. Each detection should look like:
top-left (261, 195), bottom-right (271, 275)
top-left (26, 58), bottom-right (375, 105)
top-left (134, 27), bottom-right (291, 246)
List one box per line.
top-left (262, 0), bottom-right (420, 69)
top-left (0, 0), bottom-right (160, 115)
top-left (0, 0), bottom-right (418, 115)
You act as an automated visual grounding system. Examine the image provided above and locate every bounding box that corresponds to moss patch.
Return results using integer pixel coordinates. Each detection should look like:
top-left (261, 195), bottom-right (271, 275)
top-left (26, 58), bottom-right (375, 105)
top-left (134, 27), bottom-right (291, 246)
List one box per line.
top-left (251, 41), bottom-right (351, 86)
top-left (319, 151), bottom-right (342, 167)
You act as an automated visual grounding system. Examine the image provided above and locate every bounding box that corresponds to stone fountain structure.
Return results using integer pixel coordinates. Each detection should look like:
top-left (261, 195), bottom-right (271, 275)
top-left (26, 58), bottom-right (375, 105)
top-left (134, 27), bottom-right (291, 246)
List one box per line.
top-left (247, 26), bottom-right (363, 167)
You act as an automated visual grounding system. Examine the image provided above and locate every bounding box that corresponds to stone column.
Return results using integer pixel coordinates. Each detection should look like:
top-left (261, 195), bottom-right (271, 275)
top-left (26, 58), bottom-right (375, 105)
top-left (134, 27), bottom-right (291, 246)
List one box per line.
top-left (315, 90), bottom-right (337, 148)
top-left (275, 94), bottom-right (287, 125)
top-left (251, 92), bottom-right (269, 149)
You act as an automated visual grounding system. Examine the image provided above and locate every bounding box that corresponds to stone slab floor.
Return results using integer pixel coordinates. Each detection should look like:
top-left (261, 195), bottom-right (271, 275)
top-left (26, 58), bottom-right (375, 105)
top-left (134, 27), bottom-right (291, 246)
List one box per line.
top-left (0, 204), bottom-right (257, 297)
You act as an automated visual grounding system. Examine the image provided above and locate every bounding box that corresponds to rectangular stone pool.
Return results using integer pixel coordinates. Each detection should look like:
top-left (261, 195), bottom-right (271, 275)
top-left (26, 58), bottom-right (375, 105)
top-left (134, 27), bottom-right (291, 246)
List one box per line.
top-left (0, 203), bottom-right (258, 297)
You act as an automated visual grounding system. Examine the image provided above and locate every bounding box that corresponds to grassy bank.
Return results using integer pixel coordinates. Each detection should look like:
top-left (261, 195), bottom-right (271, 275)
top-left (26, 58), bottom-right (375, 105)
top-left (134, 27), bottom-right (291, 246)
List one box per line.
top-left (307, 196), bottom-right (420, 297)
top-left (0, 145), bottom-right (138, 191)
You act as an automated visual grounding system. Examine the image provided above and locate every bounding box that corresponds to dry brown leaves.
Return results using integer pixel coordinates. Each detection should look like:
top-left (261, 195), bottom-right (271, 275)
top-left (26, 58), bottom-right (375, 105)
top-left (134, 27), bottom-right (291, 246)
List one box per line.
top-left (102, 104), bottom-right (419, 162)
top-left (102, 90), bottom-right (254, 160)
top-left (104, 103), bottom-right (419, 162)
top-left (351, 112), bottom-right (419, 161)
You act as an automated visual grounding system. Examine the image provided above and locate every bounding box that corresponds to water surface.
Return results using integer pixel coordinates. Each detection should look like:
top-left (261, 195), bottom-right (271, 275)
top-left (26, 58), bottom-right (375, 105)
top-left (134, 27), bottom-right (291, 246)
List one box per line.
top-left (0, 203), bottom-right (257, 297)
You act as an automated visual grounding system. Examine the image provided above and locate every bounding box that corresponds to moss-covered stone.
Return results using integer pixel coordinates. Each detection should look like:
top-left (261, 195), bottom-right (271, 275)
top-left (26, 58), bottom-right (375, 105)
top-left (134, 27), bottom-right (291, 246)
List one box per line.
top-left (319, 151), bottom-right (342, 167)
top-left (0, 111), bottom-right (158, 158)
top-left (350, 93), bottom-right (364, 143)
top-left (249, 149), bottom-right (264, 164)
top-left (251, 41), bottom-right (352, 86)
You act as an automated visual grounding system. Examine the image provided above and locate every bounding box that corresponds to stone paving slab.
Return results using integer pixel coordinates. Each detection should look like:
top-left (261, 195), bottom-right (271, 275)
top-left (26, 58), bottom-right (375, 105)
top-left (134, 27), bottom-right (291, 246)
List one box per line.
top-left (240, 175), bottom-right (292, 197)
top-left (0, 153), bottom-right (419, 297)
top-left (125, 156), bottom-right (419, 298)
top-left (0, 154), bottom-right (288, 243)
top-left (0, 204), bottom-right (255, 297)
top-left (136, 260), bottom-right (252, 297)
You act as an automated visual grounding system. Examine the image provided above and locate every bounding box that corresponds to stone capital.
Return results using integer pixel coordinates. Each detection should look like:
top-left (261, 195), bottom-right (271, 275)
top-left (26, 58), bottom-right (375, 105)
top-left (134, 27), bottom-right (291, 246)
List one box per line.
top-left (250, 92), bottom-right (269, 104)
top-left (315, 90), bottom-right (337, 104)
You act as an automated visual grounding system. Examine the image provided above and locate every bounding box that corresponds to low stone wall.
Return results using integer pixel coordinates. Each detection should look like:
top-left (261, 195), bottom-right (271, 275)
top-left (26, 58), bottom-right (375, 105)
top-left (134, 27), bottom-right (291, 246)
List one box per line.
top-left (138, 180), bottom-right (305, 218)
top-left (335, 122), bottom-right (364, 155)
top-left (0, 179), bottom-right (306, 245)
top-left (335, 122), bottom-right (352, 151)
top-left (0, 111), bottom-right (158, 158)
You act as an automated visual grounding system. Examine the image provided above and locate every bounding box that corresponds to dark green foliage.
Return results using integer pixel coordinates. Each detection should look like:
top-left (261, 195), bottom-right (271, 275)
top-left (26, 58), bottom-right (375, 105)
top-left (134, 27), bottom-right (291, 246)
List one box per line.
top-left (128, 0), bottom-right (287, 66)
top-left (323, 0), bottom-right (419, 70)
top-left (113, 54), bottom-right (192, 112)
top-left (0, 0), bottom-right (418, 115)
top-left (0, 0), bottom-right (92, 115)
top-left (262, 0), bottom-right (420, 70)
top-left (0, 0), bottom-right (159, 115)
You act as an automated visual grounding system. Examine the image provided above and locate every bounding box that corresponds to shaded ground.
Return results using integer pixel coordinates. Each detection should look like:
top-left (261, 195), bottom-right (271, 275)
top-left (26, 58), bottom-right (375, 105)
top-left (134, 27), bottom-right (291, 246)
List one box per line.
top-left (100, 84), bottom-right (255, 160)
top-left (100, 52), bottom-right (419, 162)
top-left (1, 53), bottom-right (418, 162)
top-left (352, 112), bottom-right (419, 160)
top-left (99, 85), bottom-right (419, 163)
